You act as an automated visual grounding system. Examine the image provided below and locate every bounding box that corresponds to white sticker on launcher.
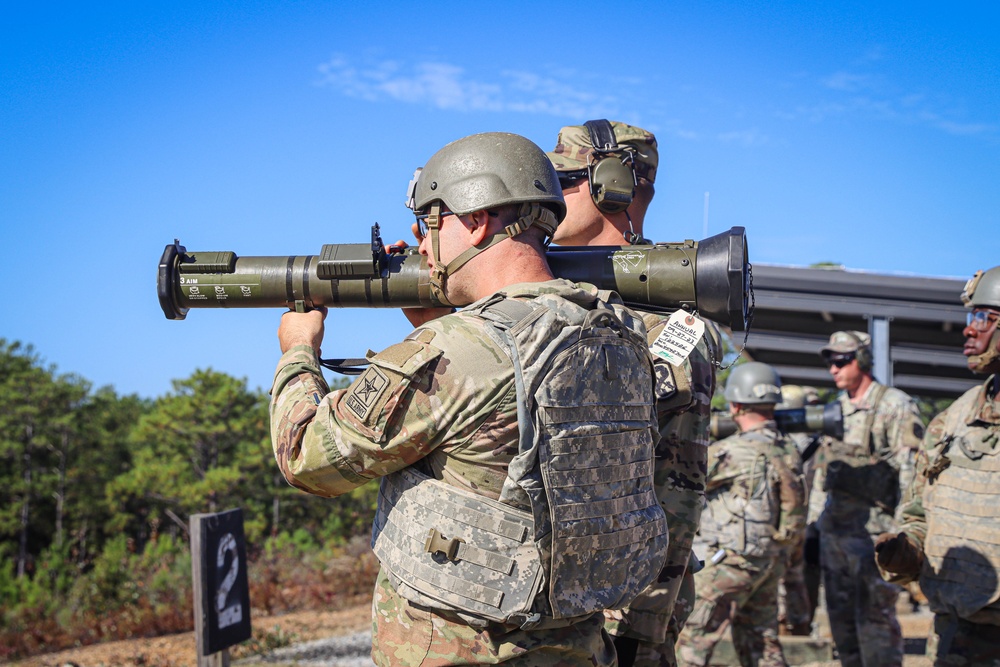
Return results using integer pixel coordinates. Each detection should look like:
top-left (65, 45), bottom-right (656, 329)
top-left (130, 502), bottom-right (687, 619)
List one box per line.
top-left (650, 311), bottom-right (705, 365)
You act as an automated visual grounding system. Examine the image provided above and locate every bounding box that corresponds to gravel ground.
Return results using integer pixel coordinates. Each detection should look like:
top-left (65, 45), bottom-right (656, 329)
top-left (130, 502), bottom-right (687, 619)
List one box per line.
top-left (237, 630), bottom-right (373, 667)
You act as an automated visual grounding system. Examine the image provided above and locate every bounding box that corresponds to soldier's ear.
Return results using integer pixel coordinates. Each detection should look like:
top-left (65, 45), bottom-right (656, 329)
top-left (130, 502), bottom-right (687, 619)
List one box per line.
top-left (466, 210), bottom-right (491, 245)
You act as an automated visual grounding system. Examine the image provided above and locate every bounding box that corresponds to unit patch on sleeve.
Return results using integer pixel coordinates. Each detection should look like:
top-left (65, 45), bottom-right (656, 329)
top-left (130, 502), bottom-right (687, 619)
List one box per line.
top-left (344, 365), bottom-right (390, 422)
top-left (655, 362), bottom-right (678, 401)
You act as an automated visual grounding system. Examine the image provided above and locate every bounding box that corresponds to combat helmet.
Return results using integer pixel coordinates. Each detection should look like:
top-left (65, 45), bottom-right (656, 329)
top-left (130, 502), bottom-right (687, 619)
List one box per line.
top-left (960, 265), bottom-right (1000, 374)
top-left (724, 361), bottom-right (782, 405)
top-left (408, 132), bottom-right (565, 230)
top-left (961, 266), bottom-right (1000, 310)
top-left (405, 133), bottom-right (565, 304)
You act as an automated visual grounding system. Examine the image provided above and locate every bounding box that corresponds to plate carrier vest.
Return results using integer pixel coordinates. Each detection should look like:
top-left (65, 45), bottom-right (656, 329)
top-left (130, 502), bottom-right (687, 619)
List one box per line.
top-left (701, 430), bottom-right (796, 557)
top-left (371, 290), bottom-right (668, 628)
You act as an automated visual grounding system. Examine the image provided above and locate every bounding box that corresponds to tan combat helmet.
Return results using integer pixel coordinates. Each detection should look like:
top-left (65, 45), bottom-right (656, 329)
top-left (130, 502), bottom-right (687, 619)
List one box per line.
top-left (960, 265), bottom-right (1000, 373)
top-left (405, 132), bottom-right (565, 303)
top-left (725, 361), bottom-right (783, 405)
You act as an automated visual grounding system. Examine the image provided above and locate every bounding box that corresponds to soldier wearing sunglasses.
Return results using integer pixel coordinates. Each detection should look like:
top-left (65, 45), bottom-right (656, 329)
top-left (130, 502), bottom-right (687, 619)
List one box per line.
top-left (547, 121), bottom-right (721, 667)
top-left (814, 330), bottom-right (924, 667)
top-left (876, 265), bottom-right (1000, 666)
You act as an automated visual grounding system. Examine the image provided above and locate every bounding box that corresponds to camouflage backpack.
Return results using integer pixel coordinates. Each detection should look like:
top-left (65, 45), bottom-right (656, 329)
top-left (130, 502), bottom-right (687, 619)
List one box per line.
top-left (371, 289), bottom-right (667, 627)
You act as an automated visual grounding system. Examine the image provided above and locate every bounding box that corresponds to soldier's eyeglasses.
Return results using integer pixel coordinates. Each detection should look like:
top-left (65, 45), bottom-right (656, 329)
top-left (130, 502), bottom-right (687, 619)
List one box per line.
top-left (967, 309), bottom-right (1000, 332)
top-left (414, 209), bottom-right (455, 239)
top-left (827, 354), bottom-right (855, 369)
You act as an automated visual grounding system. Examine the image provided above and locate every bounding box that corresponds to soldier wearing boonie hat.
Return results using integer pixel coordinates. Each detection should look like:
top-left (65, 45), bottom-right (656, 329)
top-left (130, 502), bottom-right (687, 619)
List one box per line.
top-left (813, 330), bottom-right (924, 667)
top-left (547, 121), bottom-right (721, 667)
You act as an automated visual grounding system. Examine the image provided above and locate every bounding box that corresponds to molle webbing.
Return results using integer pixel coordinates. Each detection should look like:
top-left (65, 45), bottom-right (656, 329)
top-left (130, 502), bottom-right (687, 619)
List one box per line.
top-left (704, 432), bottom-right (782, 557)
top-left (480, 294), bottom-right (666, 619)
top-left (372, 467), bottom-right (543, 624)
top-left (372, 290), bottom-right (665, 624)
top-left (920, 390), bottom-right (1000, 619)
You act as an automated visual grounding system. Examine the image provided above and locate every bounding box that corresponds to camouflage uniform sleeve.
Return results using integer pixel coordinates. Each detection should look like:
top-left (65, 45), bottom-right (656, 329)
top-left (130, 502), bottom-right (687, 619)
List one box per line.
top-left (270, 316), bottom-right (514, 500)
top-left (270, 345), bottom-right (334, 493)
top-left (883, 392), bottom-right (925, 465)
top-left (877, 406), bottom-right (944, 584)
top-left (270, 332), bottom-right (449, 498)
top-left (897, 407), bottom-right (948, 551)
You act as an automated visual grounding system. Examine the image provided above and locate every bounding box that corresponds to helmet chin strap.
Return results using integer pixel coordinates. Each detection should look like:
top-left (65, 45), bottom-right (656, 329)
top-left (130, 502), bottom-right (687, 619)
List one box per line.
top-left (424, 203), bottom-right (454, 307)
top-left (968, 327), bottom-right (1000, 374)
top-left (425, 202), bottom-right (557, 305)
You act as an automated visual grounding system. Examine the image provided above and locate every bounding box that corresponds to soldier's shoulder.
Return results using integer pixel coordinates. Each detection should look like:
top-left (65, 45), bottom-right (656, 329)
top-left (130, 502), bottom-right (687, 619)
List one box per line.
top-left (410, 311), bottom-right (510, 372)
top-left (925, 384), bottom-right (982, 435)
top-left (878, 384), bottom-right (920, 410)
top-left (719, 430), bottom-right (771, 451)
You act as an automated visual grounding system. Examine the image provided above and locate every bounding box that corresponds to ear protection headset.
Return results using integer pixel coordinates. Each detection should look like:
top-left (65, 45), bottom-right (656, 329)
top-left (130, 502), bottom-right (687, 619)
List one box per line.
top-left (844, 331), bottom-right (874, 371)
top-left (583, 119), bottom-right (638, 214)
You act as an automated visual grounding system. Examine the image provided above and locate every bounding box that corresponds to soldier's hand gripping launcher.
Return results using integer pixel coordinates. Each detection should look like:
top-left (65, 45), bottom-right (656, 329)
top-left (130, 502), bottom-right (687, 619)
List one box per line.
top-left (158, 224), bottom-right (751, 331)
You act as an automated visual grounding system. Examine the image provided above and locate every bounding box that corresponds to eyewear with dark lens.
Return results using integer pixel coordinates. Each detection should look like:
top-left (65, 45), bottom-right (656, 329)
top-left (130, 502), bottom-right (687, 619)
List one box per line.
top-left (967, 309), bottom-right (1000, 332)
top-left (557, 169), bottom-right (589, 187)
top-left (827, 354), bottom-right (856, 369)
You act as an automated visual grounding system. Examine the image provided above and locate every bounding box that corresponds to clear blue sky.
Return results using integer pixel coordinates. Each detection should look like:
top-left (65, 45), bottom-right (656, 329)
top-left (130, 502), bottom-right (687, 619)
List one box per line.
top-left (2, 1), bottom-right (998, 399)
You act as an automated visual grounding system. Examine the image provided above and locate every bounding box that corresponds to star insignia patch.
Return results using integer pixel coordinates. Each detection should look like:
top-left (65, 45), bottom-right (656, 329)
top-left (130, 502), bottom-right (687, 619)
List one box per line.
top-left (345, 366), bottom-right (389, 421)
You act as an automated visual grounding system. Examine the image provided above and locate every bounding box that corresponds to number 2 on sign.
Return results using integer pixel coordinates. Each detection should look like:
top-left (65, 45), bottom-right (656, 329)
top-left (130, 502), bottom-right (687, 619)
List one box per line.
top-left (216, 533), bottom-right (242, 629)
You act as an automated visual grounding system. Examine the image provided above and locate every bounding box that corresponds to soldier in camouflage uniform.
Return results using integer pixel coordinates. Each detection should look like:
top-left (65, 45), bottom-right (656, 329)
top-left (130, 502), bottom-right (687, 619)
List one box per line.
top-left (677, 362), bottom-right (806, 667)
top-left (815, 330), bottom-right (925, 667)
top-left (876, 265), bottom-right (1000, 667)
top-left (547, 120), bottom-right (720, 667)
top-left (270, 132), bottom-right (669, 667)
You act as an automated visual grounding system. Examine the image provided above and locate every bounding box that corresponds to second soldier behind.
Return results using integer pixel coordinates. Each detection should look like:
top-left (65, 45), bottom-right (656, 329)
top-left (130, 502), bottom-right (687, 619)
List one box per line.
top-left (547, 120), bottom-right (720, 667)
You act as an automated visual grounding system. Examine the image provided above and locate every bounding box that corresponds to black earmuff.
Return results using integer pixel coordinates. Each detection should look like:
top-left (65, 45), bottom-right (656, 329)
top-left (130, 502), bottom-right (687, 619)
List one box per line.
top-left (584, 119), bottom-right (637, 214)
top-left (847, 331), bottom-right (874, 371)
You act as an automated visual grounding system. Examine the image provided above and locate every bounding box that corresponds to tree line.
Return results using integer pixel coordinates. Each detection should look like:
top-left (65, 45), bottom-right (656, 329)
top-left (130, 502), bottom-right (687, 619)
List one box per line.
top-left (0, 338), bottom-right (374, 659)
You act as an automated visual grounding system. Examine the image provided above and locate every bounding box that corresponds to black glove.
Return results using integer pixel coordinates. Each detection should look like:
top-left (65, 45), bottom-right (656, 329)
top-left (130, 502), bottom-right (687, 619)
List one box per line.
top-left (874, 532), bottom-right (923, 576)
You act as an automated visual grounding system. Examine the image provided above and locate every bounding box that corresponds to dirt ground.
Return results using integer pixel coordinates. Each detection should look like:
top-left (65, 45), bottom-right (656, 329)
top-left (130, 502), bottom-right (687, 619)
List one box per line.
top-left (10, 594), bottom-right (935, 667)
top-left (8, 596), bottom-right (372, 667)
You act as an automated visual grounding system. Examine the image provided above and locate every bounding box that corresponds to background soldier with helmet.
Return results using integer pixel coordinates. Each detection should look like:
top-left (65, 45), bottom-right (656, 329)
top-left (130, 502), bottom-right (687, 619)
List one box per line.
top-left (876, 265), bottom-right (1000, 666)
top-left (269, 132), bottom-right (668, 666)
top-left (547, 119), bottom-right (721, 667)
top-left (815, 330), bottom-right (925, 667)
top-left (677, 361), bottom-right (806, 667)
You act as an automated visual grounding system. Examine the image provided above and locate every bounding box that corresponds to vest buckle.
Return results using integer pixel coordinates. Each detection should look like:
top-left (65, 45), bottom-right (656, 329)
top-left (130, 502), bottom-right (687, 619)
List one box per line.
top-left (425, 528), bottom-right (464, 561)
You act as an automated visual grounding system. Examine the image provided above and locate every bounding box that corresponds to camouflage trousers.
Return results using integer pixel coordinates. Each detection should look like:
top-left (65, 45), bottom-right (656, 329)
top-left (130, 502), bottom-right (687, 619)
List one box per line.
top-left (370, 569), bottom-right (616, 666)
top-left (611, 567), bottom-right (697, 667)
top-left (820, 527), bottom-right (903, 667)
top-left (927, 615), bottom-right (1000, 667)
top-left (676, 552), bottom-right (788, 667)
top-left (777, 538), bottom-right (814, 634)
